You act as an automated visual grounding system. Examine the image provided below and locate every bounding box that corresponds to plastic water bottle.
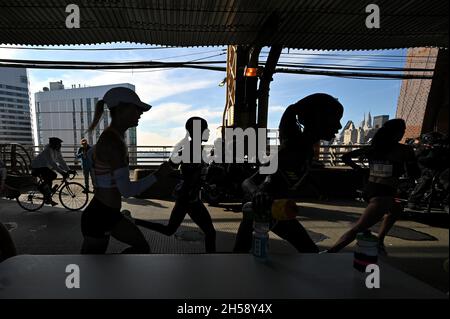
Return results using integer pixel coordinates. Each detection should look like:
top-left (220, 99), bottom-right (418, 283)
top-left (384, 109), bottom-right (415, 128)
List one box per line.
top-left (252, 221), bottom-right (269, 262)
top-left (247, 203), bottom-right (271, 262)
top-left (353, 230), bottom-right (379, 272)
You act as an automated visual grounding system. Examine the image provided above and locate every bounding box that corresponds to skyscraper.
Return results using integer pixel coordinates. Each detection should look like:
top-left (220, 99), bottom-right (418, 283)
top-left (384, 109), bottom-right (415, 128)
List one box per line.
top-left (338, 114), bottom-right (389, 145)
top-left (373, 115), bottom-right (389, 129)
top-left (0, 67), bottom-right (33, 144)
top-left (35, 82), bottom-right (138, 163)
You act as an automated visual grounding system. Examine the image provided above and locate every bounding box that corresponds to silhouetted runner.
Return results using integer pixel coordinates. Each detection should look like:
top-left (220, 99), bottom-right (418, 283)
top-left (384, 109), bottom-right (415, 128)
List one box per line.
top-left (329, 119), bottom-right (420, 255)
top-left (135, 117), bottom-right (216, 253)
top-left (80, 87), bottom-right (171, 254)
top-left (234, 93), bottom-right (343, 253)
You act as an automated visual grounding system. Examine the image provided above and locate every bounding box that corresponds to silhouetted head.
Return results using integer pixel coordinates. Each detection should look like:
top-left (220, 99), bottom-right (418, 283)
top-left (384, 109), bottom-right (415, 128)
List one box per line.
top-left (279, 93), bottom-right (343, 145)
top-left (49, 137), bottom-right (63, 150)
top-left (371, 118), bottom-right (406, 150)
top-left (383, 118), bottom-right (406, 142)
top-left (185, 117), bottom-right (209, 142)
top-left (88, 87), bottom-right (151, 132)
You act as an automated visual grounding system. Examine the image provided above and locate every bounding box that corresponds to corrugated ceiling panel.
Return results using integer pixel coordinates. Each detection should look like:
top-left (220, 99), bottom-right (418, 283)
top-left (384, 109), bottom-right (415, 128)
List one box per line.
top-left (0, 0), bottom-right (447, 49)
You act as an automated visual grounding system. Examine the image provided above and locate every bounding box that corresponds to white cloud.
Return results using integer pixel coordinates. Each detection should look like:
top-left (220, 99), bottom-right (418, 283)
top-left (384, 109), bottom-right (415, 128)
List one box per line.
top-left (26, 67), bottom-right (220, 145)
top-left (29, 69), bottom-right (216, 103)
top-left (137, 122), bottom-right (222, 146)
top-left (140, 102), bottom-right (222, 127)
top-left (0, 46), bottom-right (25, 60)
top-left (137, 131), bottom-right (179, 146)
top-left (269, 105), bottom-right (286, 113)
top-left (138, 102), bottom-right (223, 145)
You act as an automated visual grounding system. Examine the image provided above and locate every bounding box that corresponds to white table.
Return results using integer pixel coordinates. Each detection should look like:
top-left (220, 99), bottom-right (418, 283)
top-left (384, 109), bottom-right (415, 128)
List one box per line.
top-left (0, 254), bottom-right (446, 299)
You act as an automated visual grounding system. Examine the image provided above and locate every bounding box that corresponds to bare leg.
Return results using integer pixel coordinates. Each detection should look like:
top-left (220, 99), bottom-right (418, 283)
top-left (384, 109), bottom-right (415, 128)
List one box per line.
top-left (328, 196), bottom-right (394, 253)
top-left (111, 217), bottom-right (150, 254)
top-left (233, 215), bottom-right (253, 253)
top-left (0, 222), bottom-right (16, 261)
top-left (188, 201), bottom-right (216, 253)
top-left (135, 200), bottom-right (188, 236)
top-left (377, 201), bottom-right (403, 244)
top-left (271, 220), bottom-right (319, 253)
top-left (81, 236), bottom-right (110, 254)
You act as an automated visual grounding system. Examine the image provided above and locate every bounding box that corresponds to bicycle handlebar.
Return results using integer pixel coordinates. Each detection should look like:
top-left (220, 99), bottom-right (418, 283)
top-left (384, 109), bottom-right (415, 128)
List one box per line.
top-left (62, 171), bottom-right (77, 181)
top-left (69, 171), bottom-right (77, 180)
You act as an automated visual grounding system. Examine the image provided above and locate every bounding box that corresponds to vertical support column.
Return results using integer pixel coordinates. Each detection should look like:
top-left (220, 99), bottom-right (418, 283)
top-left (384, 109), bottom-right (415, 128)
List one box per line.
top-left (223, 45), bottom-right (237, 128)
top-left (257, 45), bottom-right (282, 129)
top-left (223, 45), bottom-right (257, 131)
top-left (222, 43), bottom-right (281, 161)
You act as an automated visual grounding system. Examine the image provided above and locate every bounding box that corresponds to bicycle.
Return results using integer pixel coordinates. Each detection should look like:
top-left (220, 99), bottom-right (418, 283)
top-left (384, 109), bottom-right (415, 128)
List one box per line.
top-left (16, 171), bottom-right (89, 212)
top-left (405, 169), bottom-right (448, 214)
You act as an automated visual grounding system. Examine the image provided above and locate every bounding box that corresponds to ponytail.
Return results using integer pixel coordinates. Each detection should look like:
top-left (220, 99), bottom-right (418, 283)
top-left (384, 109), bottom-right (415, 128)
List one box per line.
top-left (279, 102), bottom-right (304, 145)
top-left (88, 99), bottom-right (105, 132)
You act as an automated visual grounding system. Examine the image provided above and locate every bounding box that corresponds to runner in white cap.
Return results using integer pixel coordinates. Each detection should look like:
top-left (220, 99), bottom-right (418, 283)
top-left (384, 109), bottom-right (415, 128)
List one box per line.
top-left (80, 87), bottom-right (171, 254)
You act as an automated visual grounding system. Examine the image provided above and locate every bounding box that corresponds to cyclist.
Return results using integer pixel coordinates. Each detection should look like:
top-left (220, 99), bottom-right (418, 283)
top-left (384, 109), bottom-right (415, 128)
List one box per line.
top-left (31, 137), bottom-right (75, 206)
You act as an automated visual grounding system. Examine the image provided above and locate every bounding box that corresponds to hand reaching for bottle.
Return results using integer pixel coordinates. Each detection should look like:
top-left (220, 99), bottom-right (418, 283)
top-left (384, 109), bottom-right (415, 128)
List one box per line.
top-left (252, 191), bottom-right (273, 219)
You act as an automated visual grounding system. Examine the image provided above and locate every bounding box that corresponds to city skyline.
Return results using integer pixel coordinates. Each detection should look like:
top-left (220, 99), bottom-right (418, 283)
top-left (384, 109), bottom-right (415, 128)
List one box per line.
top-left (335, 112), bottom-right (390, 145)
top-left (0, 45), bottom-right (406, 146)
top-left (0, 68), bottom-right (395, 148)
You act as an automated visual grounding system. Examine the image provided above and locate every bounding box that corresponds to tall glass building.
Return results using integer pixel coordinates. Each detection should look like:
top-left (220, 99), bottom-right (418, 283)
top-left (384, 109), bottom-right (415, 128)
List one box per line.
top-left (0, 67), bottom-right (33, 144)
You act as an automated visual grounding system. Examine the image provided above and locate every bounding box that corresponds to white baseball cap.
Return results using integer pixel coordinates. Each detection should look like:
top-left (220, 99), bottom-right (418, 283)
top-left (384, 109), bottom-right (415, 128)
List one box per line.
top-left (103, 87), bottom-right (152, 111)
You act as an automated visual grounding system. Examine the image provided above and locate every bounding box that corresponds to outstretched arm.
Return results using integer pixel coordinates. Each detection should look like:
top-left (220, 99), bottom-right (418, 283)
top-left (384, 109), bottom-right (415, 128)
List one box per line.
top-left (341, 147), bottom-right (368, 171)
top-left (55, 150), bottom-right (70, 172)
top-left (96, 132), bottom-right (171, 198)
top-left (241, 171), bottom-right (274, 219)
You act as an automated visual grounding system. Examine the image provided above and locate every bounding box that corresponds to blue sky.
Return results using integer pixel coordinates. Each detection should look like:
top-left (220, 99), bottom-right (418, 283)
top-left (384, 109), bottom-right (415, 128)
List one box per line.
top-left (0, 44), bottom-right (406, 145)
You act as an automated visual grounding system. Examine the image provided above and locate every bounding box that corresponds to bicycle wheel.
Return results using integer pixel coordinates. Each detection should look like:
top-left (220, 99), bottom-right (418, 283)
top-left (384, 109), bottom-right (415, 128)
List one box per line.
top-left (16, 183), bottom-right (45, 212)
top-left (59, 182), bottom-right (89, 211)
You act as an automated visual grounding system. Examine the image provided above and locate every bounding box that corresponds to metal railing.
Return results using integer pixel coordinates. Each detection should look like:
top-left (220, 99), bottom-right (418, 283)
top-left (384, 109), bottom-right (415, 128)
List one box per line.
top-left (0, 143), bottom-right (34, 176)
top-left (318, 144), bottom-right (367, 166)
top-left (1, 143), bottom-right (367, 171)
